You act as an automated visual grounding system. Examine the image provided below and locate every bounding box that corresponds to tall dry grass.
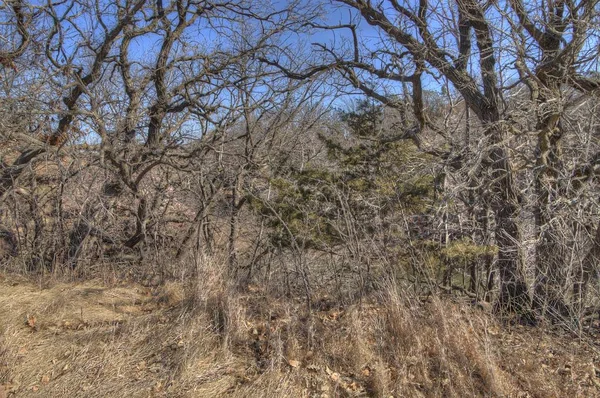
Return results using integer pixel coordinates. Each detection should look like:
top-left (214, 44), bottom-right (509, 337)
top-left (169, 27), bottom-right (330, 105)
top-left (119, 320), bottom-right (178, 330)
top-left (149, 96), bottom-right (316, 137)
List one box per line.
top-left (1, 256), bottom-right (599, 397)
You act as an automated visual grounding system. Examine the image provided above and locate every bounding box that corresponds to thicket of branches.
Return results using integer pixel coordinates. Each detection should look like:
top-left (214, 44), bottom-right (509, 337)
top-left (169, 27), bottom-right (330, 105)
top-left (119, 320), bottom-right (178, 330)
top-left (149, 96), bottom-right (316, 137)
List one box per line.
top-left (1, 0), bottom-right (600, 326)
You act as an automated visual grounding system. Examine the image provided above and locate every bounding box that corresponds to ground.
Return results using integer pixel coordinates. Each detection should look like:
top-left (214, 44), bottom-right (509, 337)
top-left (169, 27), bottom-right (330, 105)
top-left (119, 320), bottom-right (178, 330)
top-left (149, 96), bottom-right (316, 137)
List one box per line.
top-left (1, 272), bottom-right (600, 397)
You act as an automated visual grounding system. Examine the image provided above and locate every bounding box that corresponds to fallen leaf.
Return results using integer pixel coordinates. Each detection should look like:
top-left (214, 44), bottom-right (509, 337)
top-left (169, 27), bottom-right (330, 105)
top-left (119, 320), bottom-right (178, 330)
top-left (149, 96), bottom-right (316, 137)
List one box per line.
top-left (26, 314), bottom-right (37, 330)
top-left (288, 359), bottom-right (300, 368)
top-left (247, 284), bottom-right (261, 293)
top-left (153, 381), bottom-right (163, 392)
top-left (328, 311), bottom-right (342, 320)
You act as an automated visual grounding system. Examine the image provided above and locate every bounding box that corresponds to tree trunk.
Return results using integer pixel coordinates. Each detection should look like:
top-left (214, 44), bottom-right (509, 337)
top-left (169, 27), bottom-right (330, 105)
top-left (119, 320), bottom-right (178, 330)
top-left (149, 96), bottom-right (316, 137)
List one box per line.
top-left (0, 148), bottom-right (45, 198)
top-left (228, 178), bottom-right (239, 271)
top-left (574, 220), bottom-right (600, 313)
top-left (531, 78), bottom-right (570, 319)
top-left (485, 126), bottom-right (531, 313)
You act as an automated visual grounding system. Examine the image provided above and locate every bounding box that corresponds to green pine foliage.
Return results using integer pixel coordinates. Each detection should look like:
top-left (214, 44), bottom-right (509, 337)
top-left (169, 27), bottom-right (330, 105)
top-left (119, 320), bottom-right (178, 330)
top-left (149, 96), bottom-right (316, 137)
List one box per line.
top-left (248, 98), bottom-right (499, 292)
top-left (250, 99), bottom-right (436, 251)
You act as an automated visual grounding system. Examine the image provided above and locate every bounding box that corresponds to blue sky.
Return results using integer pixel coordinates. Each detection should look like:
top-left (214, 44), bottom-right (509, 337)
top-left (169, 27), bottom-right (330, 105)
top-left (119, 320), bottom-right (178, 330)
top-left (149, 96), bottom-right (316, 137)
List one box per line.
top-left (3, 0), bottom-right (599, 143)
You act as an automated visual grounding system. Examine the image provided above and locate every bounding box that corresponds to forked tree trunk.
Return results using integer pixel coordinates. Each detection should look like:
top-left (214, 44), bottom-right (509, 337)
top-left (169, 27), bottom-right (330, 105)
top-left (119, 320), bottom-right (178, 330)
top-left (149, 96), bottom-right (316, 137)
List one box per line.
top-left (481, 122), bottom-right (530, 314)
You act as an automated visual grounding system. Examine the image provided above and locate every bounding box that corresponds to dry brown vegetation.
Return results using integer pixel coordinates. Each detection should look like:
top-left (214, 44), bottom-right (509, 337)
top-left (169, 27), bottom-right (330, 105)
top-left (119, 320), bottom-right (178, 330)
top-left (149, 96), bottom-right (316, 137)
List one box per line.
top-left (2, 258), bottom-right (600, 398)
top-left (2, 0), bottom-right (600, 396)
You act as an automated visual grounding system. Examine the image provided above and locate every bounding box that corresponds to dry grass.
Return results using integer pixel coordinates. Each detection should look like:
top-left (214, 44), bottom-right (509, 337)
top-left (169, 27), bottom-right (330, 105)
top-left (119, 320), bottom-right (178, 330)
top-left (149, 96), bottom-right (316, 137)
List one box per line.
top-left (1, 261), bottom-right (600, 398)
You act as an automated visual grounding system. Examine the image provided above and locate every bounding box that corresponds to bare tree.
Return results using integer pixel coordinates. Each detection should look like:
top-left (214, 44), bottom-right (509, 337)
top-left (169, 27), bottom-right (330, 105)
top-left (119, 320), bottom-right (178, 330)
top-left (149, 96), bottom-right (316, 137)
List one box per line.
top-left (260, 0), bottom-right (600, 317)
top-left (0, 0), bottom-right (321, 273)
